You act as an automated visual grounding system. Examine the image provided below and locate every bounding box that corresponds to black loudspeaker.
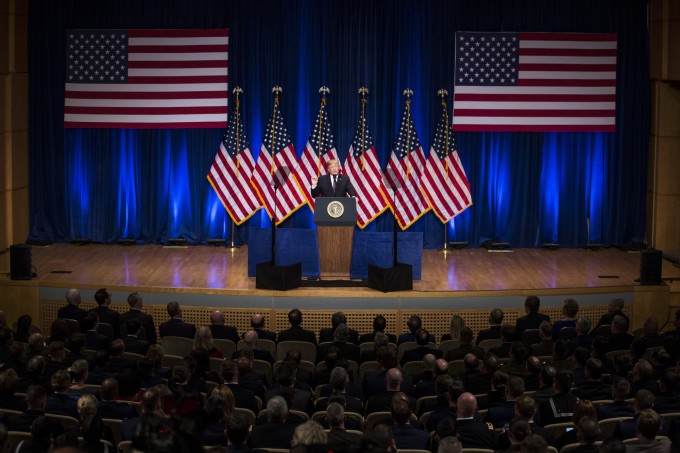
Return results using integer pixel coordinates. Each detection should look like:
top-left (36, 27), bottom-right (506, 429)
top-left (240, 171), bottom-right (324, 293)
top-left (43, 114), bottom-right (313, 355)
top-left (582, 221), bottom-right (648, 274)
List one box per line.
top-left (640, 249), bottom-right (663, 285)
top-left (256, 261), bottom-right (302, 291)
top-left (367, 263), bottom-right (413, 292)
top-left (10, 244), bottom-right (33, 280)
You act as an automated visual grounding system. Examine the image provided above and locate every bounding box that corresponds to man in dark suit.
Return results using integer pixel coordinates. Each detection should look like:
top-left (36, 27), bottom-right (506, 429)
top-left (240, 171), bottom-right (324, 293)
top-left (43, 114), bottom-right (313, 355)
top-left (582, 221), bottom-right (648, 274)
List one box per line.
top-left (496, 395), bottom-right (556, 450)
top-left (539, 369), bottom-right (578, 426)
top-left (118, 292), bottom-right (156, 344)
top-left (400, 328), bottom-right (441, 365)
top-left (613, 390), bottom-right (667, 440)
top-left (317, 323), bottom-right (360, 364)
top-left (311, 159), bottom-right (356, 198)
top-left (486, 376), bottom-right (525, 429)
top-left (604, 315), bottom-right (635, 353)
top-left (319, 312), bottom-right (360, 344)
top-left (83, 311), bottom-right (110, 351)
top-left (326, 402), bottom-right (362, 453)
top-left (249, 313), bottom-right (277, 342)
top-left (363, 346), bottom-right (414, 397)
top-left (445, 327), bottom-right (484, 361)
top-left (567, 317), bottom-right (593, 354)
top-left (413, 357), bottom-right (448, 399)
top-left (120, 388), bottom-right (165, 441)
top-left (516, 295), bottom-right (551, 332)
top-left (219, 359), bottom-right (260, 414)
top-left (250, 396), bottom-right (298, 450)
top-left (209, 309), bottom-right (240, 344)
top-left (573, 358), bottom-right (612, 401)
top-left (476, 308), bottom-right (504, 346)
top-left (159, 301), bottom-right (196, 339)
top-left (97, 378), bottom-right (138, 420)
top-left (122, 318), bottom-right (150, 356)
top-left (57, 288), bottom-right (87, 331)
top-left (459, 353), bottom-right (491, 396)
top-left (264, 362), bottom-right (314, 415)
top-left (108, 339), bottom-right (138, 374)
top-left (598, 378), bottom-right (634, 420)
top-left (233, 330), bottom-right (275, 364)
top-left (592, 297), bottom-right (629, 334)
top-left (397, 315), bottom-right (434, 345)
top-left (277, 308), bottom-right (317, 345)
top-left (6, 385), bottom-right (63, 436)
top-left (360, 332), bottom-right (390, 364)
top-left (390, 397), bottom-right (430, 450)
top-left (365, 369), bottom-right (416, 415)
top-left (456, 392), bottom-right (498, 450)
top-left (45, 370), bottom-right (78, 418)
top-left (359, 314), bottom-right (397, 344)
top-left (89, 288), bottom-right (120, 339)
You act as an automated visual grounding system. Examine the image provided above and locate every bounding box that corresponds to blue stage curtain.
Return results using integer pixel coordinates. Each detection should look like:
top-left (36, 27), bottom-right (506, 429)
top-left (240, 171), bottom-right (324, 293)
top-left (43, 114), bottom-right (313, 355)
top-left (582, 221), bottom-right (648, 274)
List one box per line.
top-left (28, 0), bottom-right (649, 248)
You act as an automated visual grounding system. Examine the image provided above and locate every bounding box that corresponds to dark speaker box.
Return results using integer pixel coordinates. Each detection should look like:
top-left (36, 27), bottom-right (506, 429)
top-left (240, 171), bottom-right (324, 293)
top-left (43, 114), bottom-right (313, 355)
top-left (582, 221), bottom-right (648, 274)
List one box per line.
top-left (10, 244), bottom-right (33, 280)
top-left (367, 263), bottom-right (413, 292)
top-left (256, 261), bottom-right (302, 291)
top-left (640, 249), bottom-right (663, 285)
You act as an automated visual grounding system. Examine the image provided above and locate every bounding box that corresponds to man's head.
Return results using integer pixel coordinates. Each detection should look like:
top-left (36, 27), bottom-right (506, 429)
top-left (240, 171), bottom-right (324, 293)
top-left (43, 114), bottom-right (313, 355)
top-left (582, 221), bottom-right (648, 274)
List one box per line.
top-left (327, 159), bottom-right (340, 175)
top-left (636, 409), bottom-right (661, 441)
top-left (390, 395), bottom-right (412, 424)
top-left (611, 315), bottom-right (628, 333)
top-left (489, 308), bottom-right (504, 325)
top-left (331, 312), bottom-right (348, 328)
top-left (210, 310), bottom-right (224, 326)
top-left (126, 318), bottom-right (142, 337)
top-left (326, 401), bottom-right (345, 428)
top-left (575, 317), bottom-right (592, 335)
top-left (526, 356), bottom-right (542, 376)
top-left (434, 358), bottom-right (449, 376)
top-left (505, 376), bottom-right (525, 400)
top-left (416, 328), bottom-right (430, 346)
top-left (585, 358), bottom-right (604, 381)
top-left (94, 288), bottom-right (110, 306)
top-left (456, 392), bottom-right (477, 418)
top-left (101, 378), bottom-right (119, 400)
top-left (642, 317), bottom-right (659, 336)
top-left (422, 354), bottom-right (437, 372)
top-left (166, 301), bottom-right (181, 318)
top-left (84, 312), bottom-right (99, 331)
top-left (510, 341), bottom-right (528, 362)
top-left (373, 315), bottom-right (387, 333)
top-left (634, 389), bottom-right (655, 413)
top-left (459, 327), bottom-right (474, 345)
top-left (463, 353), bottom-right (479, 371)
top-left (437, 437), bottom-right (462, 453)
top-left (266, 395), bottom-right (288, 422)
top-left (520, 435), bottom-right (548, 453)
top-left (28, 333), bottom-right (45, 353)
top-left (609, 297), bottom-right (625, 313)
top-left (127, 292), bottom-right (143, 309)
top-left (515, 394), bottom-right (537, 420)
top-left (539, 321), bottom-right (552, 340)
top-left (385, 368), bottom-right (403, 391)
top-left (334, 323), bottom-right (350, 343)
top-left (524, 296), bottom-right (540, 314)
top-left (243, 330), bottom-right (258, 348)
top-left (66, 289), bottom-right (81, 306)
top-left (407, 315), bottom-right (422, 334)
top-left (330, 366), bottom-right (349, 391)
top-left (140, 388), bottom-right (161, 414)
top-left (611, 377), bottom-right (630, 401)
top-left (554, 369), bottom-right (574, 393)
top-left (251, 313), bottom-right (266, 329)
top-left (26, 385), bottom-right (47, 411)
top-left (227, 411), bottom-right (251, 445)
top-left (288, 308), bottom-right (303, 326)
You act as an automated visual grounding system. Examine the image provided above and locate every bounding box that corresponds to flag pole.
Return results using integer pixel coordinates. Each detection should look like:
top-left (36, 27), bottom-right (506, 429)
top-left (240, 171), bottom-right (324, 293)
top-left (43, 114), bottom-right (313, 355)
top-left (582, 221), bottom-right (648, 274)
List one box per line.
top-left (359, 87), bottom-right (368, 170)
top-left (226, 86), bottom-right (244, 250)
top-left (438, 88), bottom-right (449, 253)
top-left (317, 87), bottom-right (330, 176)
top-left (403, 88), bottom-right (413, 179)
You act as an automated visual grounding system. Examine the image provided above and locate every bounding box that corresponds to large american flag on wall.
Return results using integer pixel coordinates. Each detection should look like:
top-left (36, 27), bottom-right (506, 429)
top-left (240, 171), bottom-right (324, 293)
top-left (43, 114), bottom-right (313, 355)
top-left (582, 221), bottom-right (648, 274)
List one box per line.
top-left (64, 29), bottom-right (229, 129)
top-left (453, 32), bottom-right (617, 132)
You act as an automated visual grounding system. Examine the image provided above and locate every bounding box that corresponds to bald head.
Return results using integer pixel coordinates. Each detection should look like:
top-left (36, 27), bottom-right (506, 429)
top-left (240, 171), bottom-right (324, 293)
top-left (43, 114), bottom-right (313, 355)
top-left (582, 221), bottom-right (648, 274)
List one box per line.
top-left (456, 392), bottom-right (477, 418)
top-left (243, 330), bottom-right (258, 347)
top-left (210, 310), bottom-right (224, 325)
top-left (423, 354), bottom-right (437, 370)
top-left (251, 314), bottom-right (265, 329)
top-left (386, 368), bottom-right (403, 391)
top-left (434, 358), bottom-right (449, 375)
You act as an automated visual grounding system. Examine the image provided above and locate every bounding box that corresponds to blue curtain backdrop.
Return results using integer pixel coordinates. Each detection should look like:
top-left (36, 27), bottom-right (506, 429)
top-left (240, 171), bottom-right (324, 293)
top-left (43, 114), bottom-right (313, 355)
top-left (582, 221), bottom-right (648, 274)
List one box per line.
top-left (28, 0), bottom-right (650, 248)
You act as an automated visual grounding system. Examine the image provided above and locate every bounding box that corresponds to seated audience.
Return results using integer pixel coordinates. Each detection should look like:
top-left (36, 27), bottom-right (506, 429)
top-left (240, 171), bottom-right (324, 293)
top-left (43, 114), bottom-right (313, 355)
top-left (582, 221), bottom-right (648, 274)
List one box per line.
top-left (555, 400), bottom-right (599, 450)
top-left (359, 315), bottom-right (397, 344)
top-left (249, 313), bottom-right (277, 342)
top-left (539, 369), bottom-right (577, 426)
top-left (390, 396), bottom-right (429, 450)
top-left (476, 308), bottom-right (504, 346)
top-left (613, 389), bottom-right (667, 440)
top-left (598, 378), bottom-right (635, 420)
top-left (573, 358), bottom-right (612, 401)
top-left (159, 302), bottom-right (197, 339)
top-left (400, 328), bottom-right (441, 365)
top-left (320, 312), bottom-right (359, 344)
top-left (441, 314), bottom-right (466, 343)
top-left (325, 401), bottom-right (362, 453)
top-left (445, 327), bottom-right (484, 360)
top-left (456, 392), bottom-right (498, 449)
top-left (119, 291), bottom-right (157, 343)
top-left (552, 298), bottom-right (579, 340)
top-left (529, 321), bottom-right (555, 357)
top-left (290, 420), bottom-right (328, 453)
top-left (593, 297), bottom-right (629, 334)
top-left (122, 317), bottom-right (150, 355)
top-left (192, 326), bottom-right (224, 359)
top-left (277, 308), bottom-right (317, 345)
top-left (516, 296), bottom-right (550, 332)
top-left (208, 309), bottom-right (240, 344)
top-left (45, 369), bottom-right (78, 417)
top-left (57, 288), bottom-right (87, 332)
top-left (250, 396), bottom-right (297, 450)
top-left (97, 378), bottom-right (138, 420)
top-left (90, 288), bottom-right (120, 339)
top-left (628, 409), bottom-right (671, 453)
top-left (74, 393), bottom-right (115, 451)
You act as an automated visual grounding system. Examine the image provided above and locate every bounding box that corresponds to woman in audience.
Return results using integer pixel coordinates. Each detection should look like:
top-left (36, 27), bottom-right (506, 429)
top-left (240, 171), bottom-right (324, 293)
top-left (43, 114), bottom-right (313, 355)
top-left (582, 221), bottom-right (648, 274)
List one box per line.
top-left (202, 394), bottom-right (231, 446)
top-left (74, 393), bottom-right (115, 452)
top-left (555, 400), bottom-right (598, 450)
top-left (192, 326), bottom-right (224, 359)
top-left (441, 314), bottom-right (466, 342)
top-left (553, 299), bottom-right (579, 340)
top-left (146, 344), bottom-right (171, 380)
top-left (290, 420), bottom-right (328, 453)
top-left (13, 315), bottom-right (34, 343)
top-left (67, 359), bottom-right (99, 399)
top-left (0, 368), bottom-right (26, 411)
top-left (500, 418), bottom-right (531, 453)
top-left (48, 319), bottom-right (70, 344)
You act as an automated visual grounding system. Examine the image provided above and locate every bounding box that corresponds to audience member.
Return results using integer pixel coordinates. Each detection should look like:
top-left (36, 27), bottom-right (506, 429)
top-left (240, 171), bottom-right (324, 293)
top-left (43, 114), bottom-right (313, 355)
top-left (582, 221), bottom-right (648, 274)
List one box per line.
top-left (219, 359), bottom-right (259, 414)
top-left (630, 359), bottom-right (659, 395)
top-left (572, 417), bottom-right (601, 453)
top-left (573, 358), bottom-right (612, 401)
top-left (529, 321), bottom-right (555, 356)
top-left (225, 411), bottom-right (254, 452)
top-left (202, 394), bottom-right (231, 446)
top-left (539, 369), bottom-right (577, 426)
top-left (235, 330), bottom-right (275, 364)
top-left (613, 390), bottom-right (667, 440)
top-left (119, 292), bottom-right (157, 344)
top-left (122, 317), bottom-right (150, 355)
top-left (159, 302), bottom-right (197, 339)
top-left (45, 369), bottom-right (78, 417)
top-left (283, 349), bottom-right (314, 387)
top-left (390, 396), bottom-right (429, 450)
top-left (97, 378), bottom-right (137, 420)
top-left (290, 420), bottom-right (328, 453)
top-left (593, 297), bottom-right (629, 334)
top-left (567, 317), bottom-right (593, 353)
top-left (555, 400), bottom-right (599, 450)
top-left (249, 313), bottom-right (277, 342)
top-left (359, 315), bottom-right (397, 344)
top-left (277, 309), bottom-right (317, 344)
top-left (120, 387), bottom-right (164, 441)
top-left (441, 314), bottom-right (466, 342)
top-left (631, 318), bottom-right (666, 359)
top-left (361, 423), bottom-right (396, 453)
top-left (425, 377), bottom-right (463, 432)
top-left (75, 393), bottom-right (115, 451)
top-left (57, 289), bottom-right (87, 332)
top-left (445, 327), bottom-right (484, 360)
top-left (208, 310), bottom-right (240, 344)
top-left (398, 315), bottom-right (434, 345)
top-left (85, 350), bottom-right (114, 385)
top-left (360, 332), bottom-right (390, 363)
top-left (496, 395), bottom-right (555, 450)
top-left (326, 401), bottom-right (362, 453)
top-left (654, 369), bottom-right (680, 414)
top-left (628, 409), bottom-right (670, 453)
top-left (317, 323), bottom-right (360, 363)
top-left (83, 312), bottom-right (110, 351)
top-left (413, 356), bottom-right (448, 398)
top-left (365, 369), bottom-right (415, 415)
top-left (486, 375), bottom-right (525, 429)
top-left (6, 385), bottom-right (62, 435)
top-left (501, 341), bottom-right (530, 377)
top-left (192, 326), bottom-right (224, 359)
top-left (90, 288), bottom-right (120, 339)
top-left (264, 362), bottom-right (314, 415)
top-left (516, 296), bottom-right (550, 332)
top-left (552, 298), bottom-right (579, 340)
top-left (455, 392), bottom-right (497, 449)
top-left (520, 434), bottom-right (548, 453)
top-left (598, 378), bottom-right (635, 420)
top-left (400, 328), bottom-right (441, 365)
top-left (501, 418), bottom-right (531, 453)
top-left (250, 396), bottom-right (297, 449)
top-left (476, 309), bottom-right (504, 346)
top-left (320, 312), bottom-right (359, 344)
top-left (363, 346), bottom-right (413, 397)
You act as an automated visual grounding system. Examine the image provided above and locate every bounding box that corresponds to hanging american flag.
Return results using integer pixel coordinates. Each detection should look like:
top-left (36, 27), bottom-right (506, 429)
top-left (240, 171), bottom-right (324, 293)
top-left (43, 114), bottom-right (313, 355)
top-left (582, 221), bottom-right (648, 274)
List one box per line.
top-left (421, 95), bottom-right (472, 223)
top-left (386, 92), bottom-right (430, 230)
top-left (250, 92), bottom-right (306, 224)
top-left (64, 29), bottom-right (229, 129)
top-left (453, 32), bottom-right (617, 132)
top-left (207, 90), bottom-right (261, 225)
top-left (344, 114), bottom-right (390, 229)
top-left (290, 90), bottom-right (339, 210)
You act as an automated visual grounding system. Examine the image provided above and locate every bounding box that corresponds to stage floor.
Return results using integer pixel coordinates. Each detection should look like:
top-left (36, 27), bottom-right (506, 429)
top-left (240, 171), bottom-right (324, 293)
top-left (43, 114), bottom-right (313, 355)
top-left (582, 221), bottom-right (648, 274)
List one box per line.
top-left (3, 243), bottom-right (679, 294)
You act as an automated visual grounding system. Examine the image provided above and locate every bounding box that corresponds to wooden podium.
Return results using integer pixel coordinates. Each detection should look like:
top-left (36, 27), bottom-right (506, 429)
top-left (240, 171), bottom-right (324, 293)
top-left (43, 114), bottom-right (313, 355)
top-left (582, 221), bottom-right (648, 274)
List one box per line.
top-left (314, 198), bottom-right (356, 279)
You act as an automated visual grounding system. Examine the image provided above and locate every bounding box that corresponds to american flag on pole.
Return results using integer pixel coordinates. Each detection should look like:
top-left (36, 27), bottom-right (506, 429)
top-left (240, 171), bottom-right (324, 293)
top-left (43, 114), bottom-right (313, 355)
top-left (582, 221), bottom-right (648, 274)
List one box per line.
top-left (344, 115), bottom-right (390, 229)
top-left (421, 100), bottom-right (472, 223)
top-left (290, 95), bottom-right (339, 210)
top-left (250, 96), bottom-right (306, 225)
top-left (386, 96), bottom-right (430, 230)
top-left (453, 32), bottom-right (617, 132)
top-left (207, 94), bottom-right (261, 225)
top-left (64, 29), bottom-right (229, 129)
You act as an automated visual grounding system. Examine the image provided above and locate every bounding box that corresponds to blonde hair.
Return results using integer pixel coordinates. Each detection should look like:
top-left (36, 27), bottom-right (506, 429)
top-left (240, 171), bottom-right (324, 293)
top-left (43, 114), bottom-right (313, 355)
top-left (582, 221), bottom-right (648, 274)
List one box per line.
top-left (146, 344), bottom-right (165, 367)
top-left (291, 421), bottom-right (327, 447)
top-left (194, 326), bottom-right (215, 350)
top-left (77, 393), bottom-right (98, 425)
top-left (449, 315), bottom-right (466, 341)
top-left (211, 384), bottom-right (235, 413)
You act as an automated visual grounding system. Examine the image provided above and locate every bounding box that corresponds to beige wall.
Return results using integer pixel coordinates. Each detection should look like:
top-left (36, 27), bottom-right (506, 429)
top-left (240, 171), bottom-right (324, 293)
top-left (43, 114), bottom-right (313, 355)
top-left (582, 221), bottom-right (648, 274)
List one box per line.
top-left (1, 0), bottom-right (29, 251)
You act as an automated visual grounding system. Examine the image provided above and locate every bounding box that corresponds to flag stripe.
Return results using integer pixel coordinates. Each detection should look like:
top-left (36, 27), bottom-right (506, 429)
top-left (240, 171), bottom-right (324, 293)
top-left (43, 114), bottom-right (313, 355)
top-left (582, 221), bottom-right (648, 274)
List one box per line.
top-left (65, 28), bottom-right (228, 129)
top-left (454, 108), bottom-right (615, 116)
top-left (453, 124), bottom-right (615, 132)
top-left (455, 94), bottom-right (615, 102)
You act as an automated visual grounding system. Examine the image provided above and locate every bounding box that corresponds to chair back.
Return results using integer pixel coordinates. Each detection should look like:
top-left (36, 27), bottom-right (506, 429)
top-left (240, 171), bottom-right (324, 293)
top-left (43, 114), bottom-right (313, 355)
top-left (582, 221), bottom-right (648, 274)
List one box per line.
top-left (234, 407), bottom-right (256, 425)
top-left (214, 339), bottom-right (236, 358)
top-left (397, 341), bottom-right (436, 361)
top-left (102, 418), bottom-right (123, 445)
top-left (596, 325), bottom-right (612, 337)
top-left (118, 440), bottom-right (134, 453)
top-left (542, 422), bottom-right (574, 439)
top-left (561, 442), bottom-right (602, 453)
top-left (237, 338), bottom-right (277, 357)
top-left (276, 340), bottom-right (317, 362)
top-left (160, 336), bottom-right (194, 357)
top-left (46, 413), bottom-right (80, 432)
top-left (521, 329), bottom-right (541, 347)
top-left (605, 349), bottom-right (629, 363)
top-left (439, 340), bottom-right (461, 355)
top-left (60, 318), bottom-right (81, 335)
top-left (598, 416), bottom-right (632, 438)
top-left (7, 431), bottom-right (32, 453)
top-left (448, 359), bottom-right (465, 375)
top-left (558, 327), bottom-right (577, 340)
top-left (415, 396), bottom-right (437, 416)
top-left (122, 351), bottom-right (145, 362)
top-left (98, 322), bottom-right (115, 340)
top-left (478, 339), bottom-right (502, 352)
top-left (402, 361), bottom-right (425, 377)
top-left (359, 361), bottom-right (381, 383)
top-left (209, 357), bottom-right (224, 373)
top-left (161, 354), bottom-right (184, 368)
top-left (252, 359), bottom-right (273, 385)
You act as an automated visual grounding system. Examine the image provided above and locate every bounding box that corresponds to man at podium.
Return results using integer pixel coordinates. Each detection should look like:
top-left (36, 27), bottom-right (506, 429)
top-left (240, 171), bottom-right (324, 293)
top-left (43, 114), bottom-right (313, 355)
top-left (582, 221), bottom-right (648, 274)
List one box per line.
top-left (311, 159), bottom-right (356, 198)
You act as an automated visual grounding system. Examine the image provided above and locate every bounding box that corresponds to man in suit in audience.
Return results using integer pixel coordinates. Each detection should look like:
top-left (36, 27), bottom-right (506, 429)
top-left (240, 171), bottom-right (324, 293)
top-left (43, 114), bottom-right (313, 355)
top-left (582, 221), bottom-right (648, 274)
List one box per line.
top-left (122, 318), bottom-right (150, 356)
top-left (529, 321), bottom-right (555, 357)
top-left (568, 317), bottom-right (593, 354)
top-left (45, 370), bottom-right (78, 418)
top-left (598, 378), bottom-right (635, 420)
top-left (264, 362), bottom-right (314, 415)
top-left (363, 346), bottom-right (413, 396)
top-left (121, 388), bottom-right (164, 441)
top-left (614, 390), bottom-right (667, 441)
top-left (630, 317), bottom-right (666, 359)
top-left (489, 325), bottom-right (518, 359)
top-left (460, 353), bottom-right (494, 396)
top-left (627, 409), bottom-right (671, 453)
top-left (445, 327), bottom-right (484, 361)
top-left (496, 395), bottom-right (556, 450)
top-left (219, 359), bottom-right (260, 415)
top-left (654, 369), bottom-right (680, 414)
top-left (523, 356), bottom-right (543, 391)
top-left (326, 402), bottom-right (362, 453)
top-left (476, 308), bottom-right (504, 346)
top-left (83, 311), bottom-right (110, 351)
top-left (89, 288), bottom-right (120, 339)
top-left (573, 358), bottom-right (612, 401)
top-left (359, 314), bottom-right (397, 344)
top-left (391, 396), bottom-right (430, 450)
top-left (6, 385), bottom-right (62, 436)
top-left (249, 313), bottom-right (277, 342)
top-left (397, 315), bottom-right (435, 345)
top-left (486, 376), bottom-right (526, 429)
top-left (365, 369), bottom-right (416, 415)
top-left (425, 377), bottom-right (463, 432)
top-left (317, 323), bottom-right (360, 363)
top-left (209, 309), bottom-right (240, 344)
top-left (57, 288), bottom-right (87, 331)
top-left (531, 363), bottom-right (556, 405)
top-left (236, 348), bottom-right (267, 398)
top-left (360, 331), bottom-right (389, 363)
top-left (118, 292), bottom-right (157, 344)
top-left (234, 330), bottom-right (275, 364)
top-left (97, 378), bottom-right (138, 420)
top-left (456, 392), bottom-right (498, 449)
top-left (250, 396), bottom-right (298, 449)
top-left (320, 311), bottom-right (360, 344)
top-left (516, 296), bottom-right (551, 332)
top-left (277, 308), bottom-right (317, 345)
top-left (413, 356), bottom-right (448, 399)
top-left (539, 369), bottom-right (578, 426)
top-left (593, 297), bottom-right (629, 334)
top-left (400, 328), bottom-right (441, 365)
top-left (314, 367), bottom-right (363, 413)
top-left (158, 301), bottom-right (196, 339)
top-left (318, 364), bottom-right (364, 401)
top-left (282, 349), bottom-right (314, 387)
top-left (108, 339), bottom-right (137, 373)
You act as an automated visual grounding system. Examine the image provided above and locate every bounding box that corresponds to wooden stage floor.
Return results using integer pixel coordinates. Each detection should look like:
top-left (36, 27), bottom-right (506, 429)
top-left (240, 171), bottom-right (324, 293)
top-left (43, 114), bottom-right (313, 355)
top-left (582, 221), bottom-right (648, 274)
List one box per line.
top-left (3, 243), bottom-right (679, 295)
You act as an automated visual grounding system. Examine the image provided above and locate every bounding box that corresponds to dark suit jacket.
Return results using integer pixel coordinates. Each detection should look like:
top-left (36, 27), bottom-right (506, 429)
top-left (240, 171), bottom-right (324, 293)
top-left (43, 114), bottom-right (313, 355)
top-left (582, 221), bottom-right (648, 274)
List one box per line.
top-left (119, 309), bottom-right (157, 344)
top-left (445, 344), bottom-right (485, 361)
top-left (358, 331), bottom-right (397, 344)
top-left (97, 400), bottom-right (138, 420)
top-left (392, 423), bottom-right (430, 450)
top-left (516, 312), bottom-right (551, 332)
top-left (594, 311), bottom-right (629, 332)
top-left (319, 327), bottom-right (360, 344)
top-left (317, 341), bottom-right (360, 363)
top-left (250, 421), bottom-right (297, 449)
top-left (476, 325), bottom-right (503, 346)
top-left (45, 392), bottom-right (79, 418)
top-left (363, 370), bottom-right (414, 397)
top-left (85, 329), bottom-right (111, 351)
top-left (573, 381), bottom-right (612, 401)
top-left (598, 400), bottom-right (634, 420)
top-left (319, 382), bottom-right (364, 401)
top-left (159, 318), bottom-right (197, 339)
top-left (486, 400), bottom-right (516, 428)
top-left (365, 391), bottom-right (416, 415)
top-left (252, 328), bottom-right (277, 342)
top-left (539, 391), bottom-right (578, 426)
top-left (90, 306), bottom-right (120, 338)
top-left (209, 324), bottom-right (240, 343)
top-left (311, 173), bottom-right (356, 198)
top-left (57, 304), bottom-right (88, 330)
top-left (7, 410), bottom-right (63, 435)
top-left (327, 427), bottom-right (362, 453)
top-left (277, 326), bottom-right (317, 345)
top-left (123, 335), bottom-right (150, 355)
top-left (400, 346), bottom-right (442, 365)
top-left (460, 370), bottom-right (492, 395)
top-left (226, 383), bottom-right (260, 414)
top-left (456, 418), bottom-right (498, 449)
top-left (264, 387), bottom-right (314, 415)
